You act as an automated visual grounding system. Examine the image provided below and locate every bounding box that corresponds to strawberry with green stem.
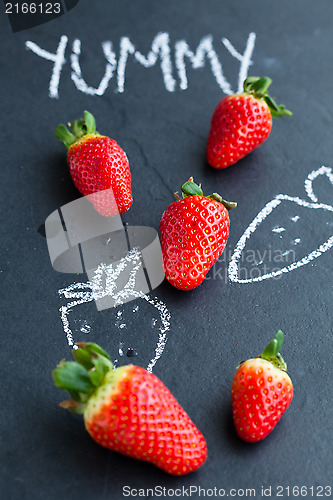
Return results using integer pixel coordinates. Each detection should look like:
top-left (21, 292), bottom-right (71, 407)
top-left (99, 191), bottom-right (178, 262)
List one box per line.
top-left (160, 178), bottom-right (236, 290)
top-left (53, 342), bottom-right (207, 475)
top-left (231, 330), bottom-right (293, 442)
top-left (207, 76), bottom-right (292, 169)
top-left (55, 111), bottom-right (132, 216)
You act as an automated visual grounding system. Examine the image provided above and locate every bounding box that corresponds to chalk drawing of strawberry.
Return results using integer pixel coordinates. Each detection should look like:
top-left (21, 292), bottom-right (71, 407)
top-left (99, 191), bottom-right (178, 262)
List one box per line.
top-left (108, 296), bottom-right (170, 373)
top-left (58, 247), bottom-right (170, 372)
top-left (228, 166), bottom-right (333, 283)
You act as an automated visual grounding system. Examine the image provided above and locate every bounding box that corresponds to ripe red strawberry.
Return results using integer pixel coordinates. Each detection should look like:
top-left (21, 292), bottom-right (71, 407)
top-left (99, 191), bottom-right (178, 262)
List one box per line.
top-left (55, 111), bottom-right (132, 216)
top-left (207, 76), bottom-right (292, 169)
top-left (160, 178), bottom-right (236, 290)
top-left (53, 342), bottom-right (207, 475)
top-left (231, 330), bottom-right (293, 442)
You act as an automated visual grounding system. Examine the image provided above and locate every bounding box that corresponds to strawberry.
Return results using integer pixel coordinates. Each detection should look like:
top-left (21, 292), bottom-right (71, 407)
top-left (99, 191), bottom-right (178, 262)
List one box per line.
top-left (55, 111), bottom-right (132, 216)
top-left (207, 76), bottom-right (292, 169)
top-left (231, 330), bottom-right (293, 442)
top-left (160, 178), bottom-right (236, 290)
top-left (53, 342), bottom-right (207, 475)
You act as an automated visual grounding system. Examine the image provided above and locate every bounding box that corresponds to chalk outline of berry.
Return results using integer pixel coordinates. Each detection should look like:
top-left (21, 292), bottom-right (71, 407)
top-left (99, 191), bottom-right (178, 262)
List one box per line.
top-left (58, 248), bottom-right (170, 372)
top-left (228, 166), bottom-right (333, 283)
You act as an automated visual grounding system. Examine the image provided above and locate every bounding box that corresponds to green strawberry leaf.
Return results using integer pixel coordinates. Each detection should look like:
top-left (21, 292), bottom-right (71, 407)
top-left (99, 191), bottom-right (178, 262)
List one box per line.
top-left (251, 76), bottom-right (272, 95)
top-left (262, 339), bottom-right (278, 359)
top-left (207, 193), bottom-right (237, 211)
top-left (53, 343), bottom-right (116, 413)
top-left (263, 97), bottom-right (292, 117)
top-left (260, 330), bottom-right (287, 371)
top-left (178, 179), bottom-right (237, 211)
top-left (82, 342), bottom-right (113, 362)
top-left (243, 76), bottom-right (292, 118)
top-left (53, 361), bottom-right (94, 395)
top-left (243, 76), bottom-right (261, 91)
top-left (263, 95), bottom-right (279, 112)
top-left (54, 124), bottom-right (76, 149)
top-left (70, 119), bottom-right (85, 138)
top-left (72, 348), bottom-right (95, 370)
top-left (243, 76), bottom-right (272, 95)
top-left (90, 356), bottom-right (111, 386)
top-left (72, 343), bottom-right (113, 388)
top-left (89, 367), bottom-right (106, 387)
top-left (66, 389), bottom-right (85, 404)
top-left (84, 110), bottom-right (96, 134)
top-left (274, 330), bottom-right (284, 352)
top-left (55, 111), bottom-right (99, 150)
top-left (181, 180), bottom-right (203, 197)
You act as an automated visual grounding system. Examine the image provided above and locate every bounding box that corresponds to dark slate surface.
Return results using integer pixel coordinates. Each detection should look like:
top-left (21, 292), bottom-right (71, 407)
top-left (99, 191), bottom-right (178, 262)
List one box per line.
top-left (1, 1), bottom-right (332, 499)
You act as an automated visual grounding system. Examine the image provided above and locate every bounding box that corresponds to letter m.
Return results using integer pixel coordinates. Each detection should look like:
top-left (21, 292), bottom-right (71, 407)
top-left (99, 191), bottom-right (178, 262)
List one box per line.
top-left (117, 32), bottom-right (176, 92)
top-left (175, 35), bottom-right (232, 94)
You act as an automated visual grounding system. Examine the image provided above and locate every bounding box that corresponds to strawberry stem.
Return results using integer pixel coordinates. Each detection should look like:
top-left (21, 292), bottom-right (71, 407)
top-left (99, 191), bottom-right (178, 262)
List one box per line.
top-left (55, 110), bottom-right (99, 149)
top-left (260, 330), bottom-right (287, 371)
top-left (181, 180), bottom-right (203, 197)
top-left (54, 124), bottom-right (76, 149)
top-left (83, 110), bottom-right (96, 134)
top-left (52, 342), bottom-right (114, 413)
top-left (206, 193), bottom-right (237, 211)
top-left (180, 179), bottom-right (237, 211)
top-left (243, 76), bottom-right (292, 118)
top-left (244, 76), bottom-right (272, 95)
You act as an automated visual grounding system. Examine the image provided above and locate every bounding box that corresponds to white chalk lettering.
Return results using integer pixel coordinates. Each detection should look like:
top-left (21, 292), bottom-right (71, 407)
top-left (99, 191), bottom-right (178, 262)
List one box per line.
top-left (25, 31), bottom-right (257, 97)
top-left (118, 32), bottom-right (176, 93)
top-left (133, 32), bottom-right (176, 92)
top-left (222, 32), bottom-right (256, 93)
top-left (25, 35), bottom-right (68, 98)
top-left (117, 36), bottom-right (135, 93)
top-left (175, 35), bottom-right (232, 93)
top-left (70, 39), bottom-right (117, 96)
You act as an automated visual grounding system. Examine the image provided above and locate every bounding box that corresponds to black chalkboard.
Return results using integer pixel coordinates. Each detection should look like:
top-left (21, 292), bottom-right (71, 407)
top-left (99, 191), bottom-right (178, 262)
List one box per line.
top-left (1, 1), bottom-right (332, 499)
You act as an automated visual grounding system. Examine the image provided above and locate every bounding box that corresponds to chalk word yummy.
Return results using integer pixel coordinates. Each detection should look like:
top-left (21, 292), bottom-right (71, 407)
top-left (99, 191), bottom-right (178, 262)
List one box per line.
top-left (228, 166), bottom-right (333, 283)
top-left (25, 31), bottom-right (256, 98)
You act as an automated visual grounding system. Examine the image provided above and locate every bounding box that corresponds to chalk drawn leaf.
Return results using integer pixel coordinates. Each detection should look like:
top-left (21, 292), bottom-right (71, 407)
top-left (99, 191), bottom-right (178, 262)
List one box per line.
top-left (304, 166), bottom-right (333, 205)
top-left (228, 166), bottom-right (333, 284)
